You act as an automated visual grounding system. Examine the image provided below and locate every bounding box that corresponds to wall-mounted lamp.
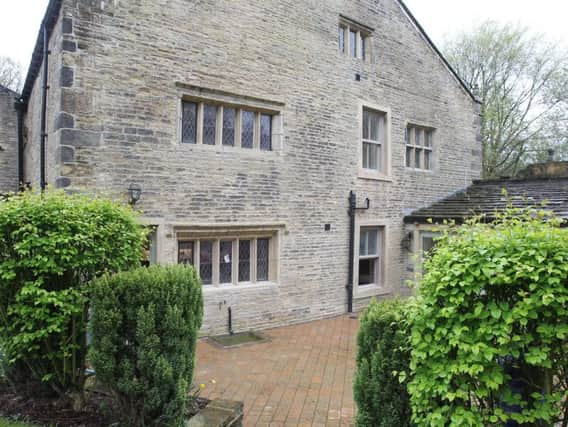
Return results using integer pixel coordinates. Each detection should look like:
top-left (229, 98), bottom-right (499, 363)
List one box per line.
top-left (128, 183), bottom-right (142, 205)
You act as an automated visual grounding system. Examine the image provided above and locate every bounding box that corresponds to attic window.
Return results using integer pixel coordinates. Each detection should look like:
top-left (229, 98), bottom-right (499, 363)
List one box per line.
top-left (338, 16), bottom-right (372, 61)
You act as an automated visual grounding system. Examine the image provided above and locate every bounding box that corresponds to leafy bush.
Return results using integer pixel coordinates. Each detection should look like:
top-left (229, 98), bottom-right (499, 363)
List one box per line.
top-left (89, 265), bottom-right (204, 427)
top-left (409, 208), bottom-right (568, 426)
top-left (0, 191), bottom-right (145, 403)
top-left (354, 298), bottom-right (413, 427)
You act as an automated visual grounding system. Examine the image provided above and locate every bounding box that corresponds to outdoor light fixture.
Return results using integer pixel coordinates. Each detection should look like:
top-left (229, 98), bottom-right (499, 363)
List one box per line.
top-left (127, 183), bottom-right (142, 205)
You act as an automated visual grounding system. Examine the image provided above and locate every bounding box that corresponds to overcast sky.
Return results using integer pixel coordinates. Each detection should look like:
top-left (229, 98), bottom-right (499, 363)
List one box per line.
top-left (1, 0), bottom-right (567, 77)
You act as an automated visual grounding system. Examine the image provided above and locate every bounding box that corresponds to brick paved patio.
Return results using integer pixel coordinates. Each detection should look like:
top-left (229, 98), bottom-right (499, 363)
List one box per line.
top-left (194, 315), bottom-right (359, 426)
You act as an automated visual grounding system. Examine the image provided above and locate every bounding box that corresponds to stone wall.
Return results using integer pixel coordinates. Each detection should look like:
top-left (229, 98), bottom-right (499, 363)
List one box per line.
top-left (0, 86), bottom-right (19, 193)
top-left (34, 0), bottom-right (481, 334)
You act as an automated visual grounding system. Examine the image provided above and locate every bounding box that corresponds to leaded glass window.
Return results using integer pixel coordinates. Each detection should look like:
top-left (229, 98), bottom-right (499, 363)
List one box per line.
top-left (203, 104), bottom-right (217, 145)
top-left (219, 240), bottom-right (232, 284)
top-left (241, 110), bottom-right (254, 149)
top-left (182, 102), bottom-right (197, 144)
top-left (257, 238), bottom-right (269, 282)
top-left (178, 241), bottom-right (195, 265)
top-left (238, 240), bottom-right (251, 282)
top-left (260, 114), bottom-right (272, 151)
top-left (200, 240), bottom-right (213, 285)
top-left (222, 108), bottom-right (236, 146)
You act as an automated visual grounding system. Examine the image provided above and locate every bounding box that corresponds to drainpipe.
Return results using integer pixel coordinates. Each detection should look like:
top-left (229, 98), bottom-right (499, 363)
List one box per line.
top-left (40, 24), bottom-right (50, 193)
top-left (14, 98), bottom-right (25, 190)
top-left (347, 191), bottom-right (370, 313)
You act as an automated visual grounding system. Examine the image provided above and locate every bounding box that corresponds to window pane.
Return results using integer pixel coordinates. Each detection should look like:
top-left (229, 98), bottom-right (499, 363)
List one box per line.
top-left (260, 114), bottom-right (272, 151)
top-left (422, 236), bottom-right (436, 253)
top-left (238, 240), bottom-right (251, 282)
top-left (405, 127), bottom-right (409, 144)
top-left (425, 150), bottom-right (431, 170)
top-left (363, 109), bottom-right (370, 140)
top-left (178, 241), bottom-right (195, 265)
top-left (241, 110), bottom-right (254, 149)
top-left (200, 240), bottom-right (213, 285)
top-left (181, 102), bottom-right (197, 144)
top-left (222, 107), bottom-right (236, 146)
top-left (360, 228), bottom-right (378, 256)
top-left (370, 111), bottom-right (379, 141)
top-left (361, 35), bottom-right (366, 60)
top-left (415, 148), bottom-right (422, 169)
top-left (363, 142), bottom-right (379, 170)
top-left (406, 146), bottom-right (413, 167)
top-left (424, 130), bottom-right (432, 147)
top-left (219, 240), bottom-right (232, 284)
top-left (415, 128), bottom-right (421, 146)
top-left (359, 258), bottom-right (377, 285)
top-left (350, 30), bottom-right (357, 57)
top-left (257, 238), bottom-right (270, 281)
top-left (339, 26), bottom-right (345, 53)
top-left (203, 104), bottom-right (217, 145)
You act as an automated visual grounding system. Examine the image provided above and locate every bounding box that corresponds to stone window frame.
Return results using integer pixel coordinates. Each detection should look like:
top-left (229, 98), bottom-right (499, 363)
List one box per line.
top-left (176, 83), bottom-right (284, 152)
top-left (405, 123), bottom-right (435, 172)
top-left (358, 101), bottom-right (392, 182)
top-left (176, 226), bottom-right (281, 289)
top-left (338, 15), bottom-right (373, 61)
top-left (353, 219), bottom-right (389, 299)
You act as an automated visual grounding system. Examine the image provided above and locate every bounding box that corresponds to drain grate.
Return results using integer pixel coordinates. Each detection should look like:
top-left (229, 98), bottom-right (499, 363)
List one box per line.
top-left (208, 331), bottom-right (266, 348)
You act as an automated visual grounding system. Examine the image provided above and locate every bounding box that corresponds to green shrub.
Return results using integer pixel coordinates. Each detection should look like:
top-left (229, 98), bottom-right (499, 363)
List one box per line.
top-left (354, 298), bottom-right (413, 427)
top-left (89, 265), bottom-right (204, 427)
top-left (0, 191), bottom-right (145, 403)
top-left (409, 208), bottom-right (568, 426)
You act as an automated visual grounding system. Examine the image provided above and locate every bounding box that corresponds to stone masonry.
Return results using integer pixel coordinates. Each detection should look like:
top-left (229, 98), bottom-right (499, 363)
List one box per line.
top-left (21, 0), bottom-right (482, 335)
top-left (0, 85), bottom-right (19, 193)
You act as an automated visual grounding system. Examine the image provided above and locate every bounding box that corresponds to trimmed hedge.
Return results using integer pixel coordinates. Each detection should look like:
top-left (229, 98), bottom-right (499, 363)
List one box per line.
top-left (354, 298), bottom-right (413, 427)
top-left (89, 265), bottom-right (204, 427)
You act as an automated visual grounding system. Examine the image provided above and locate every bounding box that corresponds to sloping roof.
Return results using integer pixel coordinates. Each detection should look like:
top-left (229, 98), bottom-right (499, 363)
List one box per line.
top-left (20, 0), bottom-right (62, 103)
top-left (404, 177), bottom-right (568, 224)
top-left (396, 0), bottom-right (479, 104)
top-left (0, 84), bottom-right (19, 96)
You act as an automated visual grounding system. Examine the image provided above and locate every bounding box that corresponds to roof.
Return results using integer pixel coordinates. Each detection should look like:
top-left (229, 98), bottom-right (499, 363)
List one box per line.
top-left (20, 0), bottom-right (62, 103)
top-left (0, 83), bottom-right (19, 96)
top-left (20, 0), bottom-right (479, 105)
top-left (404, 177), bottom-right (568, 224)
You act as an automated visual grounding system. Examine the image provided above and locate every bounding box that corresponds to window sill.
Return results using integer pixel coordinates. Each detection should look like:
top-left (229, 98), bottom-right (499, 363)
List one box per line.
top-left (179, 142), bottom-right (281, 154)
top-left (354, 284), bottom-right (390, 299)
top-left (203, 281), bottom-right (278, 293)
top-left (405, 167), bottom-right (434, 173)
top-left (358, 169), bottom-right (393, 182)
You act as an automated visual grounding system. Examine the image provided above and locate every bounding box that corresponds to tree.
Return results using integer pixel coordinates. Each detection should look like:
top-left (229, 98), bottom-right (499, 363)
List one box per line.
top-left (0, 56), bottom-right (23, 93)
top-left (444, 22), bottom-right (568, 178)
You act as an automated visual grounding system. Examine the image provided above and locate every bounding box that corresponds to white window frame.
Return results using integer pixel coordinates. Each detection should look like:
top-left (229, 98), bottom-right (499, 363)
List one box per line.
top-left (405, 124), bottom-right (435, 171)
top-left (358, 102), bottom-right (391, 181)
top-left (338, 16), bottom-right (373, 61)
top-left (176, 228), bottom-right (280, 288)
top-left (353, 220), bottom-right (389, 299)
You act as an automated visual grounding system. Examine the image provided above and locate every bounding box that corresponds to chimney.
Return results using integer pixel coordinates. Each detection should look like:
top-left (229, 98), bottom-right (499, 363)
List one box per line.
top-left (548, 149), bottom-right (555, 162)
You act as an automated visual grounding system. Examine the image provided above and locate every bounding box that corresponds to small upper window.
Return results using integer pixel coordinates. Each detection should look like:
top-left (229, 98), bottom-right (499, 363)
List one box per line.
top-left (338, 17), bottom-right (372, 61)
top-left (362, 108), bottom-right (386, 172)
top-left (406, 125), bottom-right (434, 171)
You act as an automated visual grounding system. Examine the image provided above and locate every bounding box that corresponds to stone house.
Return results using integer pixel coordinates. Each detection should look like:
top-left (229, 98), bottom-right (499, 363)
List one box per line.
top-left (1, 0), bottom-right (482, 334)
